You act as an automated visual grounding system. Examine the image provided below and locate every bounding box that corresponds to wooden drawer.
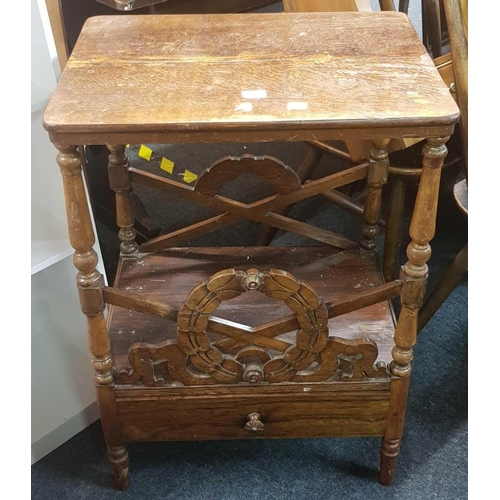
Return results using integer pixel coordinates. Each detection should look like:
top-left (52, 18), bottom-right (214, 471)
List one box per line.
top-left (117, 389), bottom-right (390, 442)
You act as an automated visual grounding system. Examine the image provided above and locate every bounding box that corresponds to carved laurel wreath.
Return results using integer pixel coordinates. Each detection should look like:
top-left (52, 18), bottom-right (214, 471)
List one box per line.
top-left (177, 268), bottom-right (329, 384)
top-left (117, 267), bottom-right (388, 387)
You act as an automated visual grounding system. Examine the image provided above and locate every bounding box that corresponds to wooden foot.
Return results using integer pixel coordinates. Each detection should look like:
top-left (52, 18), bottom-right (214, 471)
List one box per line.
top-left (379, 438), bottom-right (401, 486)
top-left (108, 445), bottom-right (130, 491)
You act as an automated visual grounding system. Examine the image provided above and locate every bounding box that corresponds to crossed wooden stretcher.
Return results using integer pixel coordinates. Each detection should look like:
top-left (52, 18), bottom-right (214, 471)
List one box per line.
top-left (130, 154), bottom-right (367, 253)
top-left (103, 154), bottom-right (401, 354)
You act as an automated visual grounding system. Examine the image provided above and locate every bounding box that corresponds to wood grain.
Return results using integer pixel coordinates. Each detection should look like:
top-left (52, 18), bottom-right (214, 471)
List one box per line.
top-left (107, 247), bottom-right (396, 373)
top-left (44, 10), bottom-right (458, 488)
top-left (107, 145), bottom-right (138, 254)
top-left (117, 389), bottom-right (390, 441)
top-left (360, 139), bottom-right (390, 251)
top-left (56, 144), bottom-right (129, 491)
top-left (380, 376), bottom-right (409, 485)
top-left (130, 161), bottom-right (368, 218)
top-left (103, 277), bottom-right (400, 351)
top-left (259, 147), bottom-right (324, 245)
top-left (132, 162), bottom-right (366, 250)
top-left (217, 280), bottom-right (401, 351)
top-left (44, 13), bottom-right (459, 144)
top-left (141, 154), bottom-right (308, 252)
top-left (380, 137), bottom-right (448, 485)
top-left (116, 266), bottom-right (389, 387)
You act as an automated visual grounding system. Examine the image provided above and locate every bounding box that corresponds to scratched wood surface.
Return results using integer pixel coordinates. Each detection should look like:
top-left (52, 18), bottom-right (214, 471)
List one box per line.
top-left (107, 247), bottom-right (396, 372)
top-left (44, 13), bottom-right (459, 144)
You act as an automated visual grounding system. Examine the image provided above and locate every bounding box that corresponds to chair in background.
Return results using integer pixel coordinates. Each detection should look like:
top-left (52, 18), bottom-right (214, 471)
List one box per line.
top-left (280, 0), bottom-right (462, 286)
top-left (418, 0), bottom-right (467, 331)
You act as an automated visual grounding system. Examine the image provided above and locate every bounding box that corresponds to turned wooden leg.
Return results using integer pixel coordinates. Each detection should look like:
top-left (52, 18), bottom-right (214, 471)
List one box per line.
top-left (380, 137), bottom-right (449, 486)
top-left (418, 243), bottom-right (468, 332)
top-left (108, 445), bottom-right (130, 491)
top-left (361, 139), bottom-right (390, 252)
top-left (382, 179), bottom-right (406, 282)
top-left (107, 144), bottom-right (139, 255)
top-left (84, 145), bottom-right (160, 241)
top-left (258, 147), bottom-right (323, 245)
top-left (56, 144), bottom-right (130, 491)
top-left (381, 439), bottom-right (402, 483)
top-left (380, 377), bottom-right (409, 485)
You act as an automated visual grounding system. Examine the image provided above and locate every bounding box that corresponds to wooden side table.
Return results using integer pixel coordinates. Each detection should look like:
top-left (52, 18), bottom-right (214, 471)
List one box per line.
top-left (44, 12), bottom-right (459, 490)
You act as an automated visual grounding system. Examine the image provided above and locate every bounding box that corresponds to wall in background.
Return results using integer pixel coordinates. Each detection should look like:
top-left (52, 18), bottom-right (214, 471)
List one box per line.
top-left (31, 0), bottom-right (106, 464)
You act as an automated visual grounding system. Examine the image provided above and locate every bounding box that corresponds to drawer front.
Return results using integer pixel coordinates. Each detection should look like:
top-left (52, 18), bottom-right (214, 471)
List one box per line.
top-left (117, 392), bottom-right (389, 442)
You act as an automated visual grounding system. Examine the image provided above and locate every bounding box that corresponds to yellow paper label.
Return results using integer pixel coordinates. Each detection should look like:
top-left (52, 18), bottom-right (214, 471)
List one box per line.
top-left (160, 157), bottom-right (174, 174)
top-left (138, 145), bottom-right (153, 161)
top-left (183, 170), bottom-right (198, 184)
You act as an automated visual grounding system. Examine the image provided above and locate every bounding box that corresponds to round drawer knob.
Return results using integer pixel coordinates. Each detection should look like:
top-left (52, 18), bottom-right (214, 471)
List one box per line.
top-left (245, 412), bottom-right (264, 432)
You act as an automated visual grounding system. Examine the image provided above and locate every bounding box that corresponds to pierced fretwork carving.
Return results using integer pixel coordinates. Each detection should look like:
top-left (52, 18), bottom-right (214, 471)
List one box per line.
top-left (117, 268), bottom-right (388, 387)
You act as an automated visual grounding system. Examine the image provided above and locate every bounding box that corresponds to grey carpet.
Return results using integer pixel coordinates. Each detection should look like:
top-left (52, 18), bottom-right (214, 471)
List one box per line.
top-left (32, 4), bottom-right (467, 498)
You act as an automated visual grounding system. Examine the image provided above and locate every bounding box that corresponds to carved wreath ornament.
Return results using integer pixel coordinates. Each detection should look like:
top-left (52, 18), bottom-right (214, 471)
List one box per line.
top-left (117, 268), bottom-right (388, 386)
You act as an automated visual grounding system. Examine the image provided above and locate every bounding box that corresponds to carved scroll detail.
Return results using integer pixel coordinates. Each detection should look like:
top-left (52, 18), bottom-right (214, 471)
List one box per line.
top-left (117, 268), bottom-right (388, 386)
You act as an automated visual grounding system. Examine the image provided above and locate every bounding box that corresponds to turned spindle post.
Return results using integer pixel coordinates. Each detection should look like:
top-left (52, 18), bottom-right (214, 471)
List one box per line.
top-left (56, 144), bottom-right (130, 491)
top-left (361, 139), bottom-right (390, 252)
top-left (107, 144), bottom-right (138, 255)
top-left (380, 136), bottom-right (449, 486)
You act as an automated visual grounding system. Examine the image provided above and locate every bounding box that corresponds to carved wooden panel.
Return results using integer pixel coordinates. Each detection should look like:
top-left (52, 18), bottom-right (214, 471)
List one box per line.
top-left (194, 154), bottom-right (302, 197)
top-left (117, 268), bottom-right (388, 386)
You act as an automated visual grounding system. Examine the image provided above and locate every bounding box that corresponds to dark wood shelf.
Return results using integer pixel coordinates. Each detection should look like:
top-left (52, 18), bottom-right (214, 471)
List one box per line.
top-left (108, 246), bottom-right (396, 377)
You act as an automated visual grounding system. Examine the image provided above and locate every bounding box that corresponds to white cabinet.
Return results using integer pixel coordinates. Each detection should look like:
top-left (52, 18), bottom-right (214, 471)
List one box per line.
top-left (31, 0), bottom-right (106, 464)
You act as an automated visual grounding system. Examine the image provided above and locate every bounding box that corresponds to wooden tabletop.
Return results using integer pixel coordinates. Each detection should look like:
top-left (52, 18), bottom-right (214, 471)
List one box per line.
top-left (44, 13), bottom-right (459, 144)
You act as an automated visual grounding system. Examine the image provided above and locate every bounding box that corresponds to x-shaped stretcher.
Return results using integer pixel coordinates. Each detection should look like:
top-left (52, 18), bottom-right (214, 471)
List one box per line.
top-left (130, 154), bottom-right (370, 253)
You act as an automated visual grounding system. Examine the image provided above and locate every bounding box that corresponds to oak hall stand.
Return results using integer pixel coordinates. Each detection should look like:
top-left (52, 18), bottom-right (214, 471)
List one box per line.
top-left (44, 13), bottom-right (459, 490)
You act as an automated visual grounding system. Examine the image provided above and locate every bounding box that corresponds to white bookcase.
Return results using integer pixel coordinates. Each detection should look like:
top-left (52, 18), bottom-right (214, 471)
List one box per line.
top-left (31, 0), bottom-right (106, 464)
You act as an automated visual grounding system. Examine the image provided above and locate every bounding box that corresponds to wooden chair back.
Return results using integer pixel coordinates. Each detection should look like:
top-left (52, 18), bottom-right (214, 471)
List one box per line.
top-left (443, 0), bottom-right (467, 174)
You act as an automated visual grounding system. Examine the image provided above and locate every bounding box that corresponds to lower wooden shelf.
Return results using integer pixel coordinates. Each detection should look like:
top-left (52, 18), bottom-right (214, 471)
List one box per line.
top-left (108, 246), bottom-right (396, 379)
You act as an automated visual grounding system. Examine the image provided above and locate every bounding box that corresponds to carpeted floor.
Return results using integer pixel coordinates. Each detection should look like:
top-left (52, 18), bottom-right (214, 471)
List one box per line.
top-left (32, 4), bottom-right (467, 499)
